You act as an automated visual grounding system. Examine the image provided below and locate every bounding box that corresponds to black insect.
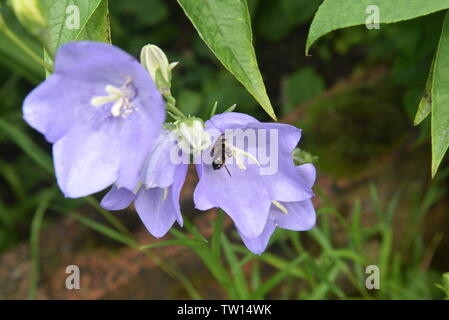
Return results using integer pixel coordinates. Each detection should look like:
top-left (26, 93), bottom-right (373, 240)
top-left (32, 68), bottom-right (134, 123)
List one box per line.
top-left (210, 134), bottom-right (232, 177)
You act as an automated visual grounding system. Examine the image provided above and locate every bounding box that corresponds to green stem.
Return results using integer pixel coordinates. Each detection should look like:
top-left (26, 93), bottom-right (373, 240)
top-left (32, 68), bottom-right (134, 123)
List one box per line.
top-left (3, 26), bottom-right (53, 73)
top-left (164, 94), bottom-right (187, 119)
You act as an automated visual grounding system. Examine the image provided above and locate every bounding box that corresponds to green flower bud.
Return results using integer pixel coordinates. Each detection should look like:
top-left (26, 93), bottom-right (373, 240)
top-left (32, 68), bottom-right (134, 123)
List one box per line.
top-left (10, 0), bottom-right (47, 34)
top-left (140, 44), bottom-right (179, 92)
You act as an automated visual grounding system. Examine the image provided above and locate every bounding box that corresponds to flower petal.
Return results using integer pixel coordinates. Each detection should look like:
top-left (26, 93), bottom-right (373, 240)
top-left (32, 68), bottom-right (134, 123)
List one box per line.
top-left (134, 187), bottom-right (176, 238)
top-left (142, 130), bottom-right (178, 189)
top-left (295, 163), bottom-right (316, 188)
top-left (194, 161), bottom-right (271, 238)
top-left (207, 112), bottom-right (258, 132)
top-left (100, 185), bottom-right (136, 210)
top-left (134, 164), bottom-right (188, 238)
top-left (237, 219), bottom-right (276, 254)
top-left (23, 74), bottom-right (80, 143)
top-left (53, 109), bottom-right (157, 197)
top-left (171, 164), bottom-right (188, 226)
top-left (272, 199), bottom-right (316, 231)
top-left (24, 41), bottom-right (164, 144)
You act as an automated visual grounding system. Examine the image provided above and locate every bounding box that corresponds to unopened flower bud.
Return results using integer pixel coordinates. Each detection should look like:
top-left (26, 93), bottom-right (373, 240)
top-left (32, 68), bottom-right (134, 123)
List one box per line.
top-left (10, 0), bottom-right (47, 34)
top-left (140, 44), bottom-right (178, 92)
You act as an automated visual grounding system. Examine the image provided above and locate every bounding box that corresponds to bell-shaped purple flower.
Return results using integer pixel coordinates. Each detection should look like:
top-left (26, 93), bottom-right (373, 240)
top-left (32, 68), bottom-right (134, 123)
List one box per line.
top-left (238, 164), bottom-right (316, 254)
top-left (23, 41), bottom-right (165, 198)
top-left (194, 112), bottom-right (315, 241)
top-left (101, 129), bottom-right (187, 238)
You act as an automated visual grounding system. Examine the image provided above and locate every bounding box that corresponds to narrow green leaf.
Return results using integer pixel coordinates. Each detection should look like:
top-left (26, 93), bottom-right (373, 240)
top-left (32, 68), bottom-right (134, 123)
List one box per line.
top-left (221, 233), bottom-right (249, 299)
top-left (28, 189), bottom-right (55, 299)
top-left (67, 211), bottom-right (135, 247)
top-left (306, 0), bottom-right (449, 54)
top-left (211, 210), bottom-right (224, 259)
top-left (414, 57), bottom-right (435, 126)
top-left (177, 0), bottom-right (277, 120)
top-left (139, 239), bottom-right (201, 250)
top-left (183, 217), bottom-right (208, 243)
top-left (432, 11), bottom-right (449, 177)
top-left (250, 255), bottom-right (305, 299)
top-left (223, 103), bottom-right (237, 113)
top-left (0, 118), bottom-right (53, 173)
top-left (209, 101), bottom-right (218, 118)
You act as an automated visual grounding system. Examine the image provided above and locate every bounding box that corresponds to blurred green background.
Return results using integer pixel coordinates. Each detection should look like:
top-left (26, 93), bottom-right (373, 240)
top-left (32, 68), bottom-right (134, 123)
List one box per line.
top-left (1, 0), bottom-right (449, 299)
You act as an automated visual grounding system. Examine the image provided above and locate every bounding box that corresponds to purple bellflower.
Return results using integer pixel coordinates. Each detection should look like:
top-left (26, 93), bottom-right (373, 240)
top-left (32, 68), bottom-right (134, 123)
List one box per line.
top-left (194, 112), bottom-right (316, 253)
top-left (23, 41), bottom-right (165, 198)
top-left (101, 129), bottom-right (187, 238)
top-left (238, 164), bottom-right (316, 254)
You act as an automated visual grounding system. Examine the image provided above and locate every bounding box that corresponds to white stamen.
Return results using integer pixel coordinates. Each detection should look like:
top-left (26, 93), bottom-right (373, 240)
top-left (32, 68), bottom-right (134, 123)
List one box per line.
top-left (272, 200), bottom-right (288, 215)
top-left (90, 77), bottom-right (135, 118)
top-left (111, 97), bottom-right (125, 117)
top-left (227, 143), bottom-right (260, 170)
top-left (161, 188), bottom-right (168, 201)
top-left (133, 181), bottom-right (143, 194)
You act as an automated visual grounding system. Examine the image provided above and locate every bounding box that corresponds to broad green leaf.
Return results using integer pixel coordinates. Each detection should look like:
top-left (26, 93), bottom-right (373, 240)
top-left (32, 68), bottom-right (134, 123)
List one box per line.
top-left (306, 0), bottom-right (449, 54)
top-left (432, 11), bottom-right (449, 177)
top-left (41, 0), bottom-right (111, 69)
top-left (177, 0), bottom-right (277, 120)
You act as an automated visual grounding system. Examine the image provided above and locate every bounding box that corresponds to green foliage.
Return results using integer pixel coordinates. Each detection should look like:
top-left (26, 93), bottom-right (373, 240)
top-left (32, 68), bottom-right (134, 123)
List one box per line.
top-left (0, 0), bottom-right (448, 301)
top-left (41, 0), bottom-right (111, 51)
top-left (307, 1), bottom-right (449, 175)
top-left (436, 272), bottom-right (449, 299)
top-left (176, 0), bottom-right (277, 120)
top-left (282, 67), bottom-right (325, 113)
top-left (0, 3), bottom-right (44, 82)
top-left (257, 0), bottom-right (321, 42)
top-left (432, 12), bottom-right (449, 177)
top-left (306, 0), bottom-right (449, 54)
top-left (41, 0), bottom-right (111, 71)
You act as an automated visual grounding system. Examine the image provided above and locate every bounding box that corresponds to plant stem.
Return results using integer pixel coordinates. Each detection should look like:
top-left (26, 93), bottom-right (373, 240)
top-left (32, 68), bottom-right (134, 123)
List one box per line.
top-left (3, 26), bottom-right (53, 73)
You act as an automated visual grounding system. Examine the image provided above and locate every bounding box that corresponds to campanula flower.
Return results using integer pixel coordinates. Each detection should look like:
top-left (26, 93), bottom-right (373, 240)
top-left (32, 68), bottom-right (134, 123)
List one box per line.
top-left (23, 41), bottom-right (165, 197)
top-left (101, 129), bottom-right (187, 238)
top-left (194, 112), bottom-right (314, 241)
top-left (238, 164), bottom-right (316, 254)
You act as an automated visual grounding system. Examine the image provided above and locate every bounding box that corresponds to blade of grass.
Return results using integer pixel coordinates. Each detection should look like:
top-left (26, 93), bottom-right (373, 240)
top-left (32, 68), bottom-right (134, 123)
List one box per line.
top-left (28, 189), bottom-right (55, 299)
top-left (211, 210), bottom-right (224, 259)
top-left (250, 254), bottom-right (306, 299)
top-left (221, 233), bottom-right (249, 299)
top-left (55, 205), bottom-right (202, 300)
top-left (0, 118), bottom-right (53, 173)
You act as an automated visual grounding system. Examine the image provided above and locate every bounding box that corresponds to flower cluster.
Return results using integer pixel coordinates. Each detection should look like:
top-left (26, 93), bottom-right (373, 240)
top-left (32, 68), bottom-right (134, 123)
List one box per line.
top-left (23, 41), bottom-right (316, 254)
